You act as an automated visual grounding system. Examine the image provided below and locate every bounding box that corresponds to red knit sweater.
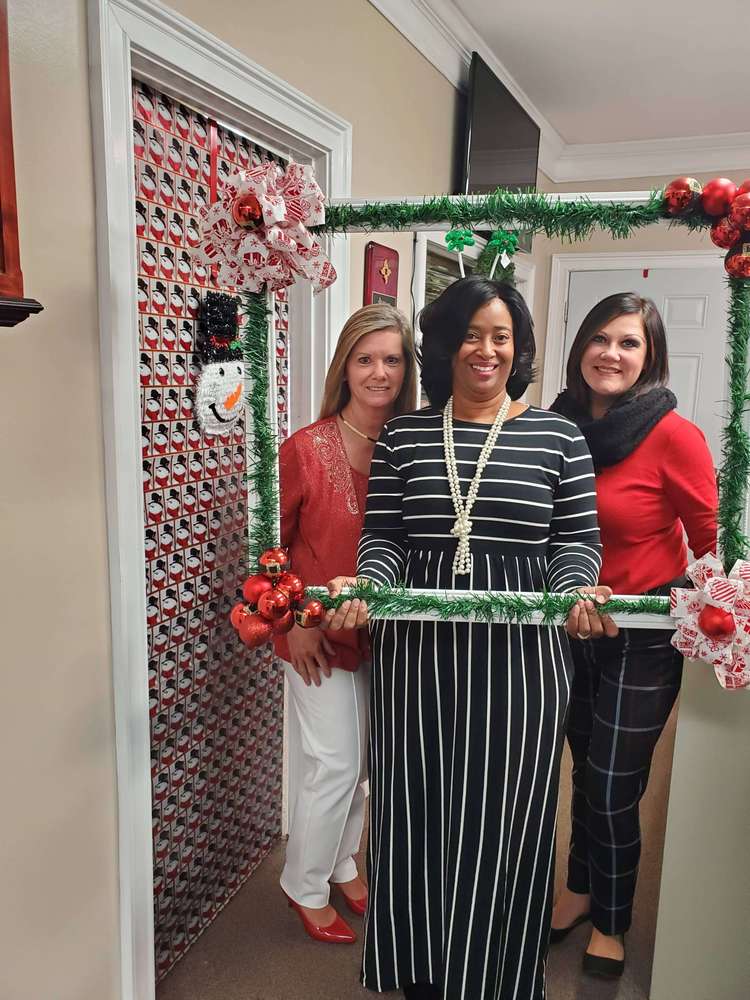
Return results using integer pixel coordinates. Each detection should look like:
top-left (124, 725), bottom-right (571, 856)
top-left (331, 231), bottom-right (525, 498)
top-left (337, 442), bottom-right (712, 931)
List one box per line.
top-left (595, 410), bottom-right (717, 594)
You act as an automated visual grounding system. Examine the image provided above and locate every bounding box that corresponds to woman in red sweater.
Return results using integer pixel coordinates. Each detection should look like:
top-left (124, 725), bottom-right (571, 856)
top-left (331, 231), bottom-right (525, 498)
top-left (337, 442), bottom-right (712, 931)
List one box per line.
top-left (549, 292), bottom-right (717, 978)
top-left (277, 303), bottom-right (417, 944)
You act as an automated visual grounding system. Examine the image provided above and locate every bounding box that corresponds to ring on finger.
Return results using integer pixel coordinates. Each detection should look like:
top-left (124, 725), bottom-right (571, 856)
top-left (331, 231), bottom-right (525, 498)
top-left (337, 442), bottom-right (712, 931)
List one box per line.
top-left (576, 631), bottom-right (592, 640)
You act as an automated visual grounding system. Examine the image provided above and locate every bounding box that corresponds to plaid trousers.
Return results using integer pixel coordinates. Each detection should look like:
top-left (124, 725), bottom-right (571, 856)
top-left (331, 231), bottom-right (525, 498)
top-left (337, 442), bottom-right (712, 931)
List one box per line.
top-left (565, 626), bottom-right (683, 934)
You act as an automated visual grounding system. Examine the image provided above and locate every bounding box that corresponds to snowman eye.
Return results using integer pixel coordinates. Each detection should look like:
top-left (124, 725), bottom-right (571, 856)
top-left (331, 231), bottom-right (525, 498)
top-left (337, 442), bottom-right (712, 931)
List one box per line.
top-left (219, 367), bottom-right (225, 376)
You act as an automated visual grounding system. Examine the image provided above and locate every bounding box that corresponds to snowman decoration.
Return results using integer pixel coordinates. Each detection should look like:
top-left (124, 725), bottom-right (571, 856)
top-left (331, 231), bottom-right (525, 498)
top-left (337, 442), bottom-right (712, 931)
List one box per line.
top-left (195, 291), bottom-right (244, 436)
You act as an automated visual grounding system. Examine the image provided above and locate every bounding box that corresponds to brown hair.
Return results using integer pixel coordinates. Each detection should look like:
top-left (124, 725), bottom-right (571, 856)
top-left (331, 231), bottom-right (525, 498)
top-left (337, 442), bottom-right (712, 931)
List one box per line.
top-left (564, 292), bottom-right (669, 408)
top-left (319, 304), bottom-right (417, 419)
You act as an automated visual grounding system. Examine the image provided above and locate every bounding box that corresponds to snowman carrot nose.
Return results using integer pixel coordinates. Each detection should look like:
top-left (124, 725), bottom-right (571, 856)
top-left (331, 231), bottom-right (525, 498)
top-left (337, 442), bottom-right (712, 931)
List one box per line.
top-left (224, 382), bottom-right (243, 410)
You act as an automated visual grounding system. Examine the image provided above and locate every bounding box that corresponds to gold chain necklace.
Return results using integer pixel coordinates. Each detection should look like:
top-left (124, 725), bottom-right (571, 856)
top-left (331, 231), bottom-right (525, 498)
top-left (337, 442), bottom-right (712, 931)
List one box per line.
top-left (339, 412), bottom-right (379, 444)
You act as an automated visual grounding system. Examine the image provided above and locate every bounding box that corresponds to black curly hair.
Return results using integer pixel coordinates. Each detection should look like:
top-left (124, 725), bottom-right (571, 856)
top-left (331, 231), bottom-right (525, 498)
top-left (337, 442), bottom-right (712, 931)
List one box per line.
top-left (418, 277), bottom-right (537, 408)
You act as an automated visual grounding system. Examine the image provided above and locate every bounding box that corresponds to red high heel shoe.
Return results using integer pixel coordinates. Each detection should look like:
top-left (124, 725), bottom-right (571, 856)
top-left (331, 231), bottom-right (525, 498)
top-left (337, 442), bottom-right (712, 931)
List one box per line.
top-left (283, 891), bottom-right (357, 944)
top-left (333, 884), bottom-right (368, 916)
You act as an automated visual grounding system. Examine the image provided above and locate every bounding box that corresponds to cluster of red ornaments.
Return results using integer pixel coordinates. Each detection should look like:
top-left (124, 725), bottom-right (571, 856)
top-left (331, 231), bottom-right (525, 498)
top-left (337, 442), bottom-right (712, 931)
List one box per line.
top-left (663, 177), bottom-right (750, 278)
top-left (229, 547), bottom-right (325, 649)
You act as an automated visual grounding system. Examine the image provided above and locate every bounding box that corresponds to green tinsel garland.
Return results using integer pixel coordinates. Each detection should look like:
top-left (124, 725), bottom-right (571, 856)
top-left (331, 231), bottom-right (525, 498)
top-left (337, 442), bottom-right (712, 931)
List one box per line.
top-left (308, 582), bottom-right (670, 625)
top-left (315, 189), bottom-right (667, 241)
top-left (242, 291), bottom-right (279, 565)
top-left (718, 278), bottom-right (750, 568)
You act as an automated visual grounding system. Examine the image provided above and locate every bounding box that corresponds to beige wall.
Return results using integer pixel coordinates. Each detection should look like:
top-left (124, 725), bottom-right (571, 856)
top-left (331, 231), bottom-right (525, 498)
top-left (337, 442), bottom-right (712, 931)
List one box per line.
top-left (1, 1), bottom-right (457, 998)
top-left (2, 2), bottom-right (120, 999)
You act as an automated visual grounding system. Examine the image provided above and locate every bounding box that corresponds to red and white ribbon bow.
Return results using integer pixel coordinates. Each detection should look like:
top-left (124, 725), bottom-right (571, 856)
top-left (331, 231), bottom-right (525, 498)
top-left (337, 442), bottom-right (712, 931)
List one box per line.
top-left (670, 552), bottom-right (750, 689)
top-left (195, 161), bottom-right (337, 294)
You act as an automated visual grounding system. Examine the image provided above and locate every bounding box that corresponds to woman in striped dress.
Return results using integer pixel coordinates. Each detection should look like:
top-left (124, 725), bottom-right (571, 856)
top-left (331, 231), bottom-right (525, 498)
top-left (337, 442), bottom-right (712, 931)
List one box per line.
top-left (327, 277), bottom-right (615, 999)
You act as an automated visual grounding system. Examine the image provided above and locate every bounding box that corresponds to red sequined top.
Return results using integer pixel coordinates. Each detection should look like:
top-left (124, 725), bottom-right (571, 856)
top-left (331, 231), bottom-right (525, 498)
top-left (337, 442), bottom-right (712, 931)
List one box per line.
top-left (273, 416), bottom-right (370, 671)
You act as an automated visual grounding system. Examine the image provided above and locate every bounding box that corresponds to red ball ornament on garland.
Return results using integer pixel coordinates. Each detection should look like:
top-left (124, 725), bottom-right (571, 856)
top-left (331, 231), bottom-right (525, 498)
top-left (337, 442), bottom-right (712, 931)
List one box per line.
top-left (295, 598), bottom-right (325, 628)
top-left (663, 177), bottom-right (702, 216)
top-left (275, 571), bottom-right (306, 604)
top-left (272, 610), bottom-right (296, 635)
top-left (242, 573), bottom-right (274, 606)
top-left (257, 587), bottom-right (291, 621)
top-left (238, 612), bottom-right (274, 648)
top-left (231, 192), bottom-right (263, 228)
top-left (697, 604), bottom-right (735, 639)
top-left (230, 601), bottom-right (250, 629)
top-left (701, 177), bottom-right (737, 217)
top-left (710, 216), bottom-right (743, 250)
top-left (259, 547), bottom-right (290, 578)
top-left (736, 179), bottom-right (750, 197)
top-left (724, 237), bottom-right (750, 278)
top-left (729, 192), bottom-right (750, 229)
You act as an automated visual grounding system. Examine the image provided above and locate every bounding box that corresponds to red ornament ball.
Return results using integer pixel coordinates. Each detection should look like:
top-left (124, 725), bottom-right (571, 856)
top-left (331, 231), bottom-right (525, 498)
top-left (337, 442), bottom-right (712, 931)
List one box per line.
top-left (736, 179), bottom-right (750, 197)
top-left (259, 547), bottom-right (290, 578)
top-left (701, 177), bottom-right (737, 217)
top-left (230, 601), bottom-right (250, 629)
top-left (729, 192), bottom-right (750, 229)
top-left (710, 216), bottom-right (743, 250)
top-left (257, 587), bottom-right (291, 621)
top-left (663, 177), bottom-right (701, 216)
top-left (242, 573), bottom-right (274, 606)
top-left (238, 612), bottom-right (274, 648)
top-left (725, 236), bottom-right (750, 278)
top-left (272, 610), bottom-right (296, 635)
top-left (295, 598), bottom-right (325, 628)
top-left (231, 192), bottom-right (263, 228)
top-left (697, 604), bottom-right (735, 639)
top-left (276, 571), bottom-right (306, 604)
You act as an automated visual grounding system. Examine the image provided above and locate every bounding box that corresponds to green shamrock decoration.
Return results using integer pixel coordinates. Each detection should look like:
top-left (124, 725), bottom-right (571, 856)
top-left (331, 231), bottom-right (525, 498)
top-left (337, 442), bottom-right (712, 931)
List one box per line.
top-left (486, 231), bottom-right (519, 257)
top-left (444, 228), bottom-right (476, 253)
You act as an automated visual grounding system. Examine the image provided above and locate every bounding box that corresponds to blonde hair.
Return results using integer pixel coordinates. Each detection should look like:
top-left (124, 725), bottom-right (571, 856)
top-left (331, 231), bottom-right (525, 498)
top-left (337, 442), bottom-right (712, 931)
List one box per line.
top-left (319, 304), bottom-right (417, 419)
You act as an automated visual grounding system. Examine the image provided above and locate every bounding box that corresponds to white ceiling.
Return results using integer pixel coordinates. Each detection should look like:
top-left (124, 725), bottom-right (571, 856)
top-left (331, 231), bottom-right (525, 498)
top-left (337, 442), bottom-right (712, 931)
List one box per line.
top-left (454, 0), bottom-right (748, 145)
top-left (369, 0), bottom-right (750, 182)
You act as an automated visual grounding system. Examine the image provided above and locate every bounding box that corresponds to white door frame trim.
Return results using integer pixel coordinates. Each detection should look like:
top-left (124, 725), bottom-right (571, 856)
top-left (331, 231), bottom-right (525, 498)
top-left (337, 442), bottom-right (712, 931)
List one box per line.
top-left (87, 2), bottom-right (351, 997)
top-left (541, 250), bottom-right (725, 407)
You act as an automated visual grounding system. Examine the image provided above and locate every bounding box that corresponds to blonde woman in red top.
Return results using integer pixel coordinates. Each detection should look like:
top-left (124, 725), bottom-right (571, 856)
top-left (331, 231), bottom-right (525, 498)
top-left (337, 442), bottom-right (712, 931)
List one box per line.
top-left (277, 303), bottom-right (417, 944)
top-left (549, 292), bottom-right (717, 979)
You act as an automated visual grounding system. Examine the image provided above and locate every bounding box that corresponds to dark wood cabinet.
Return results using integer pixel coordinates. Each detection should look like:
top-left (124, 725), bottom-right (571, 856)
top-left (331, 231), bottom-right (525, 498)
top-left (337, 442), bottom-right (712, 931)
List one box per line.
top-left (0, 0), bottom-right (42, 326)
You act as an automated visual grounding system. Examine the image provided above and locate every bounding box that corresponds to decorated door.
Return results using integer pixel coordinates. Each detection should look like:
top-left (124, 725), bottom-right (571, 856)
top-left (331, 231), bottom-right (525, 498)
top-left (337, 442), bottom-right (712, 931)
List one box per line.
top-left (133, 78), bottom-right (289, 978)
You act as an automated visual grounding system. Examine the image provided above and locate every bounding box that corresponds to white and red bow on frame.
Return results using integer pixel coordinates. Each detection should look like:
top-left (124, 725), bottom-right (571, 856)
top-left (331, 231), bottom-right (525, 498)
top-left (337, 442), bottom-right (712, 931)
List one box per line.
top-left (671, 552), bottom-right (750, 689)
top-left (195, 161), bottom-right (337, 294)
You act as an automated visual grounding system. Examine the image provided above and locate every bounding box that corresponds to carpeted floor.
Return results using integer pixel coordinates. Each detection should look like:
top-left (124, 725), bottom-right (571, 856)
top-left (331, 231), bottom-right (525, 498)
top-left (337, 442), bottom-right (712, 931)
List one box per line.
top-left (156, 706), bottom-right (677, 1000)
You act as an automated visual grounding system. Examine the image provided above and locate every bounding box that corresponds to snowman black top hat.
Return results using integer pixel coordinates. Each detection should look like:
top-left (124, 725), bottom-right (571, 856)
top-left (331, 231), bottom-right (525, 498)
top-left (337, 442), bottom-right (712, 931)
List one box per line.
top-left (197, 291), bottom-right (241, 364)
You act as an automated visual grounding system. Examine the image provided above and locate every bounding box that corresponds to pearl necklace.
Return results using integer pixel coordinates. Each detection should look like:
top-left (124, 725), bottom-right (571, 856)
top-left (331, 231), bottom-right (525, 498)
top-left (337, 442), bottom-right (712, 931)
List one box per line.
top-left (443, 394), bottom-right (512, 575)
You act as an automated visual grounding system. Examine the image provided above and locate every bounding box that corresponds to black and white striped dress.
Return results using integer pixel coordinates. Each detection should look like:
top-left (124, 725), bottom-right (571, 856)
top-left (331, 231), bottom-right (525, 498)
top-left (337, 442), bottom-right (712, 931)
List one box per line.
top-left (357, 406), bottom-right (601, 1000)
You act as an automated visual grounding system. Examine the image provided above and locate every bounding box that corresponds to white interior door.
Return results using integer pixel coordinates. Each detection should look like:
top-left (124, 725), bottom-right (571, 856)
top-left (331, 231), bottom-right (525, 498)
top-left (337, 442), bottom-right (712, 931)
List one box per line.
top-left (563, 267), bottom-right (728, 463)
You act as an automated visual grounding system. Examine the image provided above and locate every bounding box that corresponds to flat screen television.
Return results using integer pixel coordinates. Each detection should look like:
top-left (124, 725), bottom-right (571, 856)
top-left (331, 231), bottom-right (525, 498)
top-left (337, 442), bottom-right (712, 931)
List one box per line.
top-left (459, 52), bottom-right (540, 195)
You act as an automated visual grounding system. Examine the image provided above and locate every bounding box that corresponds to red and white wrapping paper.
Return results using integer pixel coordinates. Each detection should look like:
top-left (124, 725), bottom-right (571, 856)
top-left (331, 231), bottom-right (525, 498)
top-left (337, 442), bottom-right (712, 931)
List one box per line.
top-left (670, 553), bottom-right (750, 689)
top-left (195, 161), bottom-right (336, 293)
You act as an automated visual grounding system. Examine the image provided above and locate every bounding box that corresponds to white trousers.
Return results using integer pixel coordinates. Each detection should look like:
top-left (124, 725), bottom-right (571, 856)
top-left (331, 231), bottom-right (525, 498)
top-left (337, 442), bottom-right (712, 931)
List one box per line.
top-left (281, 659), bottom-right (370, 908)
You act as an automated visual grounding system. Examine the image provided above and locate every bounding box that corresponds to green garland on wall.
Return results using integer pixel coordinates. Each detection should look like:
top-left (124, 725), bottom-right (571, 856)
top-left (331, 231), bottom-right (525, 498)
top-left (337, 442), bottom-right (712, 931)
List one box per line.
top-left (307, 582), bottom-right (670, 625)
top-left (242, 291), bottom-right (279, 567)
top-left (719, 278), bottom-right (750, 568)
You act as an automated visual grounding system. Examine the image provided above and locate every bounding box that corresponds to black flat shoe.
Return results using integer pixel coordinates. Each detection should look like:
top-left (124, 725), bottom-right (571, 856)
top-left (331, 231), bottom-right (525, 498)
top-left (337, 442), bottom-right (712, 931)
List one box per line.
top-left (549, 911), bottom-right (591, 944)
top-left (582, 937), bottom-right (625, 979)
